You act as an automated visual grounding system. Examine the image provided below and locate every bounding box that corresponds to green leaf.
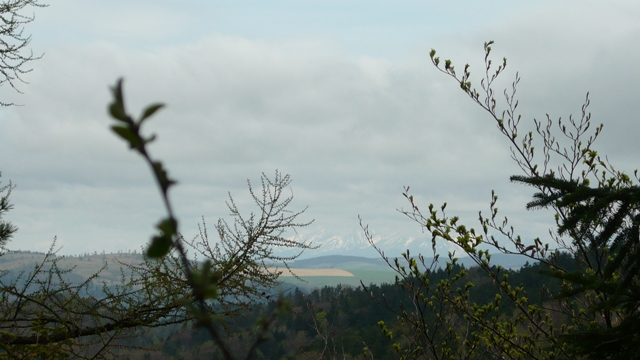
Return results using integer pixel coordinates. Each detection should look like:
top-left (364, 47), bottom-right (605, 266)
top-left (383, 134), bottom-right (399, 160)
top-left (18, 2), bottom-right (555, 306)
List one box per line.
top-left (192, 260), bottom-right (220, 300)
top-left (147, 235), bottom-right (172, 258)
top-left (142, 133), bottom-right (157, 145)
top-left (152, 161), bottom-right (177, 190)
top-left (156, 217), bottom-right (178, 237)
top-left (109, 102), bottom-right (128, 122)
top-left (139, 103), bottom-right (165, 123)
top-left (108, 78), bottom-right (128, 121)
top-left (202, 283), bottom-right (218, 299)
top-left (111, 125), bottom-right (140, 149)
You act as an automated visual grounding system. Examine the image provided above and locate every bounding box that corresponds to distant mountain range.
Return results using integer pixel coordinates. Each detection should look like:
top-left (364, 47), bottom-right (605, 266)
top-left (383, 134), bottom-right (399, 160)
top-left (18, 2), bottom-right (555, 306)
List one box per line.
top-left (2, 230), bottom-right (534, 291)
top-left (288, 253), bottom-right (532, 272)
top-left (0, 250), bottom-right (533, 295)
top-left (273, 229), bottom-right (534, 270)
top-left (277, 228), bottom-right (463, 260)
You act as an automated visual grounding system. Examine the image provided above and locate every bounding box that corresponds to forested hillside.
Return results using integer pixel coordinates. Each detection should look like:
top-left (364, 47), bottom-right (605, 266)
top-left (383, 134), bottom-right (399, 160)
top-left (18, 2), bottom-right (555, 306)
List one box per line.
top-left (91, 257), bottom-right (572, 359)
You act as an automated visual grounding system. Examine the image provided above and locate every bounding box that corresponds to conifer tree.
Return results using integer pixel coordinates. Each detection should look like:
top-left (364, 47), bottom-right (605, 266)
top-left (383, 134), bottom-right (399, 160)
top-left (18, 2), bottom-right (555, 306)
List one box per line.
top-left (512, 175), bottom-right (640, 358)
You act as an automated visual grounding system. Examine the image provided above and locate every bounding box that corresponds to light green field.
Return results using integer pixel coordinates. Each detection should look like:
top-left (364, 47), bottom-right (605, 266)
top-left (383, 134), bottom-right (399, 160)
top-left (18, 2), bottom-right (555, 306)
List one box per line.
top-left (282, 269), bottom-right (397, 291)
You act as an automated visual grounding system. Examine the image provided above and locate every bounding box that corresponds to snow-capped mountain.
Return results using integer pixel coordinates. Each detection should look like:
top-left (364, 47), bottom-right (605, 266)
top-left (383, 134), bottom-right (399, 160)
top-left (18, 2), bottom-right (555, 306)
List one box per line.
top-left (276, 227), bottom-right (464, 260)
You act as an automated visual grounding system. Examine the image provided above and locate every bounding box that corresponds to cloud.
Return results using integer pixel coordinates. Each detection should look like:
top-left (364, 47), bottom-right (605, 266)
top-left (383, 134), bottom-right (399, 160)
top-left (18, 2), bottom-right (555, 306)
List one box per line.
top-left (2, 1), bottom-right (639, 256)
top-left (0, 35), bottom-right (506, 254)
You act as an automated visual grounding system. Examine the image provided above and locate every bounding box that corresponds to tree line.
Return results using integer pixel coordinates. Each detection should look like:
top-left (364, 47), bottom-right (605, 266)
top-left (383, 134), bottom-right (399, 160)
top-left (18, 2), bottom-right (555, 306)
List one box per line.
top-left (10, 257), bottom-right (565, 359)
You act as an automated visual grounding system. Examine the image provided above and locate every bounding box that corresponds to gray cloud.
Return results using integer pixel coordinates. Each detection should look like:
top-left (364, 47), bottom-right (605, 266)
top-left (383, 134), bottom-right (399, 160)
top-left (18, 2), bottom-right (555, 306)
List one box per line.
top-left (1, 1), bottom-right (639, 257)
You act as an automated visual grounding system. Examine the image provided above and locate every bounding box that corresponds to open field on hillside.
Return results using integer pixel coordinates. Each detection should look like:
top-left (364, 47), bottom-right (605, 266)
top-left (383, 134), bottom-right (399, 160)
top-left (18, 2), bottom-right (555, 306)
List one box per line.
top-left (281, 269), bottom-right (397, 291)
top-left (268, 268), bottom-right (354, 277)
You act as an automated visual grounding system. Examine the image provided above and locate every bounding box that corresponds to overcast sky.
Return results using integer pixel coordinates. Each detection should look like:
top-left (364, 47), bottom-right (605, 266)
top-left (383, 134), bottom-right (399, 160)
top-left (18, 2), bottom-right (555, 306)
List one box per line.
top-left (1, 1), bottom-right (639, 257)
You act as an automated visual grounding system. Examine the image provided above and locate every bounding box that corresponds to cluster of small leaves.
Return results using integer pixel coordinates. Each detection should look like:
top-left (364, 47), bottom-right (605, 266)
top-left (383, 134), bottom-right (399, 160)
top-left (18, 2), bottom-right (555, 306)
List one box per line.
top-left (429, 40), bottom-right (607, 274)
top-left (108, 79), bottom-right (177, 259)
top-left (109, 78), bottom-right (245, 358)
top-left (401, 41), bottom-right (640, 358)
top-left (371, 41), bottom-right (594, 358)
top-left (430, 41), bottom-right (604, 185)
top-left (108, 79), bottom-right (313, 359)
top-left (362, 219), bottom-right (499, 359)
top-left (370, 204), bottom-right (567, 359)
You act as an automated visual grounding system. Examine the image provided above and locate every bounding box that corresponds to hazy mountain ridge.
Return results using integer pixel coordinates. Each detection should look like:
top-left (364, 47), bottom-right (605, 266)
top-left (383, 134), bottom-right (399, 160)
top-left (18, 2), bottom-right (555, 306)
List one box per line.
top-left (286, 253), bottom-right (531, 271)
top-left (278, 229), bottom-right (533, 270)
top-left (0, 245), bottom-right (532, 292)
top-left (0, 251), bottom-right (145, 286)
top-left (279, 228), bottom-right (463, 259)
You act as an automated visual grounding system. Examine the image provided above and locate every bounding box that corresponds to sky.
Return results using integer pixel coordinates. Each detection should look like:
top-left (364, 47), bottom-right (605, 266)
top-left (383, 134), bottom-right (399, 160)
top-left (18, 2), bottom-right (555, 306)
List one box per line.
top-left (1, 1), bottom-right (639, 257)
